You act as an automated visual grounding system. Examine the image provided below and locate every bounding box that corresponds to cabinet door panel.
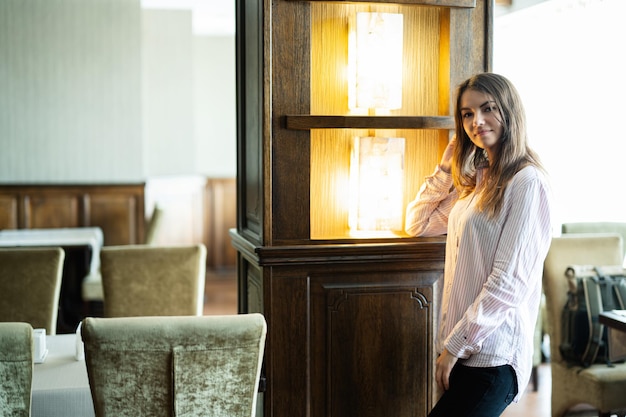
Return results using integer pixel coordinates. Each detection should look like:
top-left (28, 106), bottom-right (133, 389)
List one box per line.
top-left (310, 271), bottom-right (437, 417)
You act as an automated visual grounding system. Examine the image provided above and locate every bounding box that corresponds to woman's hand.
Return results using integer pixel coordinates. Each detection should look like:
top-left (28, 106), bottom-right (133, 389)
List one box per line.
top-left (435, 348), bottom-right (458, 391)
top-left (440, 135), bottom-right (456, 174)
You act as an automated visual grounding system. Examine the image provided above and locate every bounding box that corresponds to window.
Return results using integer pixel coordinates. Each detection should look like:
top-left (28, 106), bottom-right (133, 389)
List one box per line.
top-left (494, 0), bottom-right (626, 229)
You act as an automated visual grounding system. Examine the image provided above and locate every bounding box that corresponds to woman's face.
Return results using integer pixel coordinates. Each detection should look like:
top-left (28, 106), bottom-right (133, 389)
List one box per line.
top-left (460, 89), bottom-right (504, 152)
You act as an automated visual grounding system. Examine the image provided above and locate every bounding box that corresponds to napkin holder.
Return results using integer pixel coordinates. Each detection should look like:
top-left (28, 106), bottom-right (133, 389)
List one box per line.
top-left (33, 328), bottom-right (48, 363)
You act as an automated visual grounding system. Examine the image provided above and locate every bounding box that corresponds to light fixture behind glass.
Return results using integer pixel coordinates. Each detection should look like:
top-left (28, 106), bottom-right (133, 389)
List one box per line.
top-left (347, 12), bottom-right (405, 234)
top-left (349, 136), bottom-right (405, 233)
top-left (349, 12), bottom-right (403, 111)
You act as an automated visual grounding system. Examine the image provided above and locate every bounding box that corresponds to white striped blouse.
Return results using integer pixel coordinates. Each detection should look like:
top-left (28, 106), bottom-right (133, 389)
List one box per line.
top-left (405, 164), bottom-right (552, 401)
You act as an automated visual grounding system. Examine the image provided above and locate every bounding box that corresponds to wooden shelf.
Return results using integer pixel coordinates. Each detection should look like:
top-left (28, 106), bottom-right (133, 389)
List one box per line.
top-left (285, 115), bottom-right (454, 130)
top-left (295, 0), bottom-right (476, 7)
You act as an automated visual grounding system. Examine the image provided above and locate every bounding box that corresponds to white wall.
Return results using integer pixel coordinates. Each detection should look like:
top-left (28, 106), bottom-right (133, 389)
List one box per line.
top-left (0, 0), bottom-right (237, 183)
top-left (194, 35), bottom-right (236, 177)
top-left (142, 9), bottom-right (195, 177)
top-left (0, 0), bottom-right (144, 182)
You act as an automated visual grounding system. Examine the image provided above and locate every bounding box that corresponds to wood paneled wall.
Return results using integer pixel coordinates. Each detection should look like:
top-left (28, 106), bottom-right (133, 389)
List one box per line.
top-left (204, 178), bottom-right (237, 269)
top-left (0, 178), bottom-right (237, 269)
top-left (0, 184), bottom-right (145, 245)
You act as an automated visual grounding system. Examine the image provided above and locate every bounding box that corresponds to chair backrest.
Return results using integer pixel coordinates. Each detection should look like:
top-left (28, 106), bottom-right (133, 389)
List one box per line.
top-left (562, 221), bottom-right (626, 259)
top-left (100, 244), bottom-right (206, 317)
top-left (144, 205), bottom-right (165, 245)
top-left (0, 322), bottom-right (34, 417)
top-left (82, 314), bottom-right (267, 417)
top-left (0, 247), bottom-right (65, 334)
top-left (542, 233), bottom-right (623, 363)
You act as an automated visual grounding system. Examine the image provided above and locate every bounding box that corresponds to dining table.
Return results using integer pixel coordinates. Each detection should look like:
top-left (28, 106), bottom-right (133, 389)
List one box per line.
top-left (32, 333), bottom-right (95, 417)
top-left (599, 309), bottom-right (626, 363)
top-left (599, 309), bottom-right (626, 333)
top-left (0, 227), bottom-right (104, 332)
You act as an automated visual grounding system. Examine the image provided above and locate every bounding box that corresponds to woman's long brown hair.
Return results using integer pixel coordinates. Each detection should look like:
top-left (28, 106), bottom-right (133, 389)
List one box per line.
top-left (451, 73), bottom-right (544, 217)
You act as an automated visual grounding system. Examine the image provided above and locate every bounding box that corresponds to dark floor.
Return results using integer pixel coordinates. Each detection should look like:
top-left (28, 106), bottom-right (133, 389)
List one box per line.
top-left (203, 269), bottom-right (237, 316)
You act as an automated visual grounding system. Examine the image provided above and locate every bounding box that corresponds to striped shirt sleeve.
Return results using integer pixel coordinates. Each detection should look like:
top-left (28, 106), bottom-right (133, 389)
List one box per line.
top-left (405, 165), bottom-right (458, 237)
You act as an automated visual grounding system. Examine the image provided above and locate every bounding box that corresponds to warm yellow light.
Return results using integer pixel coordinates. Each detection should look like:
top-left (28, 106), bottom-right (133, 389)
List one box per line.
top-left (350, 12), bottom-right (403, 111)
top-left (349, 137), bottom-right (405, 233)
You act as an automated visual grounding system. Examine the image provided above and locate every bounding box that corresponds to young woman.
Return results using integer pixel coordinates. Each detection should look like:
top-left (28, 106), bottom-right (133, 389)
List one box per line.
top-left (405, 72), bottom-right (552, 417)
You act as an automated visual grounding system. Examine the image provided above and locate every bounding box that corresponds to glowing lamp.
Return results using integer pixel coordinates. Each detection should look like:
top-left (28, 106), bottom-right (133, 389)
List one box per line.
top-left (350, 12), bottom-right (403, 111)
top-left (349, 136), bottom-right (405, 233)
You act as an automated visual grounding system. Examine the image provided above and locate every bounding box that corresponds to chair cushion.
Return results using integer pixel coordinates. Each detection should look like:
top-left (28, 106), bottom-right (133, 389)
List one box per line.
top-left (553, 361), bottom-right (626, 412)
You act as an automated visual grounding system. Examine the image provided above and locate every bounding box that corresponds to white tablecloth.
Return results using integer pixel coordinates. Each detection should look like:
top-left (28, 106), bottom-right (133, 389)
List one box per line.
top-left (0, 227), bottom-right (104, 274)
top-left (0, 227), bottom-right (105, 303)
top-left (0, 227), bottom-right (103, 276)
top-left (32, 334), bottom-right (94, 417)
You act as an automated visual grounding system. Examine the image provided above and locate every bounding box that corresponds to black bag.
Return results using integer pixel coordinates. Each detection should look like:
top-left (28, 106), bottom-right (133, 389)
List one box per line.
top-left (560, 265), bottom-right (626, 367)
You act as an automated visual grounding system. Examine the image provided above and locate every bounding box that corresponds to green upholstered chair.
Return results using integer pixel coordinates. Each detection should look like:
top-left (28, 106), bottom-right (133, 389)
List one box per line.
top-left (0, 322), bottom-right (34, 417)
top-left (100, 244), bottom-right (206, 318)
top-left (0, 247), bottom-right (65, 334)
top-left (82, 205), bottom-right (166, 305)
top-left (543, 233), bottom-right (626, 417)
top-left (82, 314), bottom-right (267, 417)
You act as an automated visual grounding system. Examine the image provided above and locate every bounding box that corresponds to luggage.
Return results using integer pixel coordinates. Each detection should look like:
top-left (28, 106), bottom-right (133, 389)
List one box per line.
top-left (560, 265), bottom-right (626, 367)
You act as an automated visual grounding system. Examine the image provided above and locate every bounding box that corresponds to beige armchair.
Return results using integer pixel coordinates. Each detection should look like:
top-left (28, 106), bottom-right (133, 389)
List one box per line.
top-left (543, 233), bottom-right (626, 417)
top-left (0, 322), bottom-right (34, 417)
top-left (0, 247), bottom-right (65, 334)
top-left (562, 222), bottom-right (626, 260)
top-left (82, 314), bottom-right (267, 417)
top-left (100, 244), bottom-right (206, 317)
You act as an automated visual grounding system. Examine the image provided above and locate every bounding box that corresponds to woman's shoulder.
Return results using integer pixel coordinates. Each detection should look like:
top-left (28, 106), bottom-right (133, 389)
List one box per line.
top-left (512, 164), bottom-right (549, 187)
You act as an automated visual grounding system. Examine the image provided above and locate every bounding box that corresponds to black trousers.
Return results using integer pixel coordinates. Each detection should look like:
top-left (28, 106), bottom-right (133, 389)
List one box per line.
top-left (428, 363), bottom-right (518, 417)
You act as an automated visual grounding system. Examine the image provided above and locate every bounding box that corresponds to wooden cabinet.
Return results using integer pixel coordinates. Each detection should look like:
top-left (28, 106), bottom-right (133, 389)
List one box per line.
top-left (231, 236), bottom-right (447, 417)
top-left (234, 1), bottom-right (492, 416)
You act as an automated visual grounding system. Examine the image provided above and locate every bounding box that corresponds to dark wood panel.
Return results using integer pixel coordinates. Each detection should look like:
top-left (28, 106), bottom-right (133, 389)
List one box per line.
top-left (0, 184), bottom-right (145, 245)
top-left (269, 0), bottom-right (311, 243)
top-left (449, 0), bottom-right (492, 96)
top-left (0, 195), bottom-right (18, 229)
top-left (265, 268), bottom-right (313, 417)
top-left (205, 178), bottom-right (237, 269)
top-left (89, 192), bottom-right (142, 245)
top-left (26, 194), bottom-right (81, 229)
top-left (236, 0), bottom-right (264, 244)
top-left (310, 273), bottom-right (436, 417)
